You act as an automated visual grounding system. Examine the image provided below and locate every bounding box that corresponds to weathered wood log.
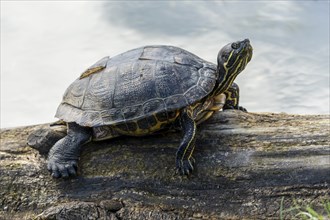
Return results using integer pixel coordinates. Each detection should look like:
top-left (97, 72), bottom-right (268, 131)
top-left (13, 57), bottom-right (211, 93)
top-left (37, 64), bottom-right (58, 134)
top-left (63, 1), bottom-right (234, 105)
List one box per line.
top-left (0, 110), bottom-right (329, 219)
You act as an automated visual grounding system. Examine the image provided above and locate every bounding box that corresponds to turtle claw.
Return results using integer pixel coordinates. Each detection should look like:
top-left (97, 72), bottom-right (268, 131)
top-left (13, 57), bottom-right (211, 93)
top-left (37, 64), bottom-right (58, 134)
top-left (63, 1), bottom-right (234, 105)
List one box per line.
top-left (67, 163), bottom-right (78, 176)
top-left (176, 157), bottom-right (195, 176)
top-left (237, 106), bottom-right (247, 112)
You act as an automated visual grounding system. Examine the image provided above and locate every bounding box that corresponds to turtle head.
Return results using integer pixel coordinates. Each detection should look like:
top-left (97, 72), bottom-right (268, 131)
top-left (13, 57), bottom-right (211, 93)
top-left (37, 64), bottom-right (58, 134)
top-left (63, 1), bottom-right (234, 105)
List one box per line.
top-left (213, 39), bottom-right (253, 95)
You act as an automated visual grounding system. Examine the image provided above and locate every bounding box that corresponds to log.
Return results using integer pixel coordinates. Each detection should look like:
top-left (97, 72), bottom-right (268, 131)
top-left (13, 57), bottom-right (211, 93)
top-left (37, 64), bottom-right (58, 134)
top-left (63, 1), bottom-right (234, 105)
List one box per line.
top-left (0, 110), bottom-right (329, 219)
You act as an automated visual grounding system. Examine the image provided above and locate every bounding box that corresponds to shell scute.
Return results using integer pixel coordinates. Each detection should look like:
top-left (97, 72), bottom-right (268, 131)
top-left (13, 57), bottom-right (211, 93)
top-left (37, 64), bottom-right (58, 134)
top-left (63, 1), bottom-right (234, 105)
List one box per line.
top-left (174, 55), bottom-right (203, 69)
top-left (198, 77), bottom-right (216, 90)
top-left (101, 109), bottom-right (123, 124)
top-left (184, 86), bottom-right (209, 105)
top-left (143, 99), bottom-right (165, 114)
top-left (165, 95), bottom-right (188, 110)
top-left (80, 56), bottom-right (109, 79)
top-left (81, 111), bottom-right (102, 127)
top-left (122, 105), bottom-right (143, 120)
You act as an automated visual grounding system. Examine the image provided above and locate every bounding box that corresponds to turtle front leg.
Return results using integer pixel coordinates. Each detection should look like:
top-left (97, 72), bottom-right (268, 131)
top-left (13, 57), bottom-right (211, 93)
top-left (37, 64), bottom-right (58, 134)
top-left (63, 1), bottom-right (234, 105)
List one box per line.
top-left (223, 82), bottom-right (247, 112)
top-left (176, 108), bottom-right (197, 176)
top-left (47, 122), bottom-right (92, 178)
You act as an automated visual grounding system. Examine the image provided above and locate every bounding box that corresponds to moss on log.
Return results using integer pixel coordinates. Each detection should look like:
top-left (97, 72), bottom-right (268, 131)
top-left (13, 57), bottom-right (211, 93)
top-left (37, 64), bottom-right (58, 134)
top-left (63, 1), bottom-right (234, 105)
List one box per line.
top-left (0, 111), bottom-right (329, 219)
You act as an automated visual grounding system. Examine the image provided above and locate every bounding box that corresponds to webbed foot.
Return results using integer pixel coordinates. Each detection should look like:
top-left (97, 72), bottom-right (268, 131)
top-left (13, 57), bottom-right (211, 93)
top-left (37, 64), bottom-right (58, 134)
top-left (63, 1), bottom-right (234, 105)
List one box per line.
top-left (47, 136), bottom-right (81, 179)
top-left (47, 157), bottom-right (78, 178)
top-left (46, 122), bottom-right (91, 179)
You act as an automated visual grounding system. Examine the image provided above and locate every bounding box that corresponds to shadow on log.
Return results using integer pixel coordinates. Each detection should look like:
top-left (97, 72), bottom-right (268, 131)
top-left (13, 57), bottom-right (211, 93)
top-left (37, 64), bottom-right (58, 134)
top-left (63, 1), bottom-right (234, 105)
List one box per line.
top-left (0, 111), bottom-right (329, 219)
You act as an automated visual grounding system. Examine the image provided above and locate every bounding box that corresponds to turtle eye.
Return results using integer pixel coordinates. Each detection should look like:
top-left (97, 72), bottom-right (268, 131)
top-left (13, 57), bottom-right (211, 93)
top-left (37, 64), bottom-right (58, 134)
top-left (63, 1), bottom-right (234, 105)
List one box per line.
top-left (231, 42), bottom-right (240, 49)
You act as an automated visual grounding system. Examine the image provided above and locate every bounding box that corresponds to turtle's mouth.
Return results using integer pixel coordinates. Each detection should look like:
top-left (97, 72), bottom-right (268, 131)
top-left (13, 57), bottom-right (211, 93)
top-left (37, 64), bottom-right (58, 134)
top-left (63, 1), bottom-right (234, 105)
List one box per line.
top-left (242, 39), bottom-right (253, 63)
top-left (240, 40), bottom-right (253, 69)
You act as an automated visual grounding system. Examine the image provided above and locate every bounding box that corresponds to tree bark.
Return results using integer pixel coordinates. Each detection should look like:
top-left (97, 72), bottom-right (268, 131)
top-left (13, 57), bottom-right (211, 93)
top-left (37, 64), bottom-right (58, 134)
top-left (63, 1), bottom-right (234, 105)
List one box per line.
top-left (0, 110), bottom-right (329, 219)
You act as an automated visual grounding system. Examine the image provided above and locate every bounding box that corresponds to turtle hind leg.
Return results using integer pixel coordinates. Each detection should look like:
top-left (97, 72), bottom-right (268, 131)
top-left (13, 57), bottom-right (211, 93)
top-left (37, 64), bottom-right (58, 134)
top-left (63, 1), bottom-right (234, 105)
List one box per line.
top-left (47, 122), bottom-right (92, 179)
top-left (27, 123), bottom-right (67, 155)
top-left (176, 108), bottom-right (197, 176)
top-left (223, 82), bottom-right (247, 112)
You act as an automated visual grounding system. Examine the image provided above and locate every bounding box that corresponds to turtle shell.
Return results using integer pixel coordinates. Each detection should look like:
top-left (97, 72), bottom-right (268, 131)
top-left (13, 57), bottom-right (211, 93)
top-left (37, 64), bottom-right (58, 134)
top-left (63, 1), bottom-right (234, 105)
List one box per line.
top-left (55, 45), bottom-right (218, 127)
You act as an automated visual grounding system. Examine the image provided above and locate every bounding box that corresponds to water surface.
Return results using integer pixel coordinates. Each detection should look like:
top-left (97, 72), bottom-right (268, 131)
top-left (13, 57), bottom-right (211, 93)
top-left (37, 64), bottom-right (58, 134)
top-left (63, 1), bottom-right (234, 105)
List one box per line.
top-left (1, 1), bottom-right (329, 128)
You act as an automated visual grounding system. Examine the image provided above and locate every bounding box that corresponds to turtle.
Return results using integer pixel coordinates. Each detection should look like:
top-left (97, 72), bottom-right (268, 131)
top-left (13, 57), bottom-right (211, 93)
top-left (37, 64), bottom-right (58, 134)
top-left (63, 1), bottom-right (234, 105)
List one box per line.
top-left (28, 39), bottom-right (253, 178)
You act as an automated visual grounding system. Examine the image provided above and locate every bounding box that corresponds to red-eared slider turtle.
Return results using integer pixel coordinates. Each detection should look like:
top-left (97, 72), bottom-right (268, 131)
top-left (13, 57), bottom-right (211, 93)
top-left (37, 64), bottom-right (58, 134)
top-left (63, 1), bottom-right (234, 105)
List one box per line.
top-left (29, 39), bottom-right (253, 178)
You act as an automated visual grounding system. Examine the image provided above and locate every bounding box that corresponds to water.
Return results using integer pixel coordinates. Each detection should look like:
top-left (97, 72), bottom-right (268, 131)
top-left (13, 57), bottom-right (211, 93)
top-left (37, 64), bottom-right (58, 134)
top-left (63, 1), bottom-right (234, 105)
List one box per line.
top-left (1, 1), bottom-right (329, 128)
